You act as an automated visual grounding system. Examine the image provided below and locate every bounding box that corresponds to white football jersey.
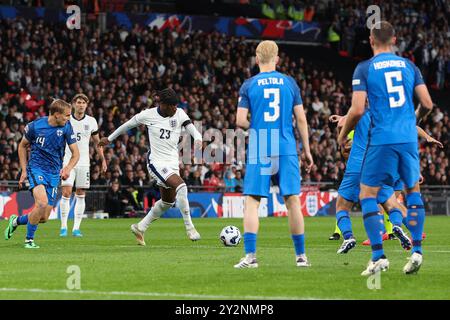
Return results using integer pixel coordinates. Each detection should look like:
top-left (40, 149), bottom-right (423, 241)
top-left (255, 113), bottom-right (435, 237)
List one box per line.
top-left (134, 107), bottom-right (191, 166)
top-left (64, 114), bottom-right (99, 167)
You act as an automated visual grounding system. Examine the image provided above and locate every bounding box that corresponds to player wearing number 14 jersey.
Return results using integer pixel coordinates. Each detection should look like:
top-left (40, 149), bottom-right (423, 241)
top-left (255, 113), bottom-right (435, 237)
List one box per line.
top-left (234, 41), bottom-right (313, 269)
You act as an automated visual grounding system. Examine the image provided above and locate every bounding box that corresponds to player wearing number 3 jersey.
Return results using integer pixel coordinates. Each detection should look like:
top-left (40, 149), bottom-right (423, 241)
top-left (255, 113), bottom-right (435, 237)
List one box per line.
top-left (234, 40), bottom-right (313, 269)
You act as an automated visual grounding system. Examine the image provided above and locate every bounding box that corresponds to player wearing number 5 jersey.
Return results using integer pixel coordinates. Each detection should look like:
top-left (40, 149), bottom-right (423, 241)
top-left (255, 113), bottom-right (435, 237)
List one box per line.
top-left (4, 100), bottom-right (80, 248)
top-left (60, 94), bottom-right (107, 238)
top-left (234, 41), bottom-right (313, 269)
top-left (338, 21), bottom-right (434, 276)
top-left (99, 88), bottom-right (202, 245)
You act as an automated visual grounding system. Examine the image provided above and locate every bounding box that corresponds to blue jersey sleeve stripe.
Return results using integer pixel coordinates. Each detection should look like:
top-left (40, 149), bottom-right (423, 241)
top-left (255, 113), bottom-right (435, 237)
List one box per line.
top-left (405, 59), bottom-right (425, 87)
top-left (352, 60), bottom-right (370, 91)
top-left (286, 75), bottom-right (303, 105)
top-left (238, 79), bottom-right (251, 109)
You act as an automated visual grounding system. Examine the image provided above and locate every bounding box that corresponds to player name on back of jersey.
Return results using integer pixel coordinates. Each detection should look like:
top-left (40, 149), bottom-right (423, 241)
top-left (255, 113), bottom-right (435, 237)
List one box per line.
top-left (257, 77), bottom-right (284, 86)
top-left (373, 60), bottom-right (406, 70)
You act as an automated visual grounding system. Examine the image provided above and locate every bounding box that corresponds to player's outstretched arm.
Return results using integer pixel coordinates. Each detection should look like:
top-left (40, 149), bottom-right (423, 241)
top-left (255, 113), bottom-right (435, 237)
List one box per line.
top-left (236, 107), bottom-right (250, 129)
top-left (99, 117), bottom-right (140, 147)
top-left (17, 136), bottom-right (30, 188)
top-left (185, 122), bottom-right (203, 149)
top-left (92, 133), bottom-right (108, 172)
top-left (61, 143), bottom-right (80, 180)
top-left (414, 85), bottom-right (433, 123)
top-left (294, 104), bottom-right (313, 173)
top-left (337, 91), bottom-right (366, 147)
top-left (416, 126), bottom-right (444, 148)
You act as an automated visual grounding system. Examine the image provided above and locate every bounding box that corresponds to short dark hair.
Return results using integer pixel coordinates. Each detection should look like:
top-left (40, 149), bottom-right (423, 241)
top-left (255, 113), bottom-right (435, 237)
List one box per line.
top-left (158, 88), bottom-right (179, 106)
top-left (371, 21), bottom-right (395, 45)
top-left (72, 93), bottom-right (89, 104)
top-left (49, 99), bottom-right (71, 115)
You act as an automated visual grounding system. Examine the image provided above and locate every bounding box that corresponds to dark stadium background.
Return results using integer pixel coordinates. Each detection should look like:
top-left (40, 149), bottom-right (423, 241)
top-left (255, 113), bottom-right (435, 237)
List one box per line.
top-left (0, 0), bottom-right (448, 218)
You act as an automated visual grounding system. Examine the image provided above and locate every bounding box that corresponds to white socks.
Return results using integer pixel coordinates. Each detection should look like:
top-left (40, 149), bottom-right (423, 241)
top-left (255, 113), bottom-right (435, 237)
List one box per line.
top-left (138, 199), bottom-right (173, 232)
top-left (73, 195), bottom-right (85, 231)
top-left (60, 196), bottom-right (71, 229)
top-left (176, 184), bottom-right (194, 230)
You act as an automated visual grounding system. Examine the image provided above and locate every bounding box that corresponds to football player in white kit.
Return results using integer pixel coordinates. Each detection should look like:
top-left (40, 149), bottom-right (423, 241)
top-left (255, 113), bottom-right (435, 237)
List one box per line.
top-left (99, 88), bottom-right (202, 244)
top-left (60, 94), bottom-right (107, 237)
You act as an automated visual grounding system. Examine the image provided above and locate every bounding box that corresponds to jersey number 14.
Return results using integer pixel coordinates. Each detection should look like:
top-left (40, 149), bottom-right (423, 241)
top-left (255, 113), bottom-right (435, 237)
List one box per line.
top-left (385, 71), bottom-right (406, 108)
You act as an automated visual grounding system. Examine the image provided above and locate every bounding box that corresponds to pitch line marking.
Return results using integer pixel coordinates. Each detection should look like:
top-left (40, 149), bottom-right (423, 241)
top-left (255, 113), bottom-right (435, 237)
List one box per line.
top-left (0, 287), bottom-right (335, 300)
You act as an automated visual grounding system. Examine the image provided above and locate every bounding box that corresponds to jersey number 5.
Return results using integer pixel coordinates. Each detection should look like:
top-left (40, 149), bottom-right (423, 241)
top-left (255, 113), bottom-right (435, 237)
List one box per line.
top-left (385, 71), bottom-right (406, 108)
top-left (263, 88), bottom-right (280, 122)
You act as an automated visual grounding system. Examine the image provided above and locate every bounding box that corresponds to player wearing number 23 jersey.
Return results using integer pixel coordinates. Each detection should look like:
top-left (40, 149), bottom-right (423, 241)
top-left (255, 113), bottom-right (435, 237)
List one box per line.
top-left (238, 70), bottom-right (302, 197)
top-left (353, 52), bottom-right (424, 188)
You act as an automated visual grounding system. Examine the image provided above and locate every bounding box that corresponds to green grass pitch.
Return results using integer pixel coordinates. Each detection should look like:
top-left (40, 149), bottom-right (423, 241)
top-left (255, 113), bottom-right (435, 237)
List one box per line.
top-left (1, 216), bottom-right (450, 300)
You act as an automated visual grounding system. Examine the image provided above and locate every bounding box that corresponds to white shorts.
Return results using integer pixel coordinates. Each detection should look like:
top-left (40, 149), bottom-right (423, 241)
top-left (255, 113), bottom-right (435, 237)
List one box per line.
top-left (147, 162), bottom-right (179, 189)
top-left (61, 166), bottom-right (90, 189)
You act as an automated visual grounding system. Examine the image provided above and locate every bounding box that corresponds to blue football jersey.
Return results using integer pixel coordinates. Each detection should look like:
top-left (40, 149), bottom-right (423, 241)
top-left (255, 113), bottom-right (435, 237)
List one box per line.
top-left (238, 71), bottom-right (302, 159)
top-left (25, 117), bottom-right (77, 174)
top-left (352, 52), bottom-right (424, 146)
top-left (346, 111), bottom-right (371, 174)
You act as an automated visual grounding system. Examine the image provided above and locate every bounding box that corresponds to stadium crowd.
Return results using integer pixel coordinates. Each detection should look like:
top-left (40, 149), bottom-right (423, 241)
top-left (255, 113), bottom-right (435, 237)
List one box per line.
top-left (0, 17), bottom-right (448, 195)
top-left (328, 0), bottom-right (450, 91)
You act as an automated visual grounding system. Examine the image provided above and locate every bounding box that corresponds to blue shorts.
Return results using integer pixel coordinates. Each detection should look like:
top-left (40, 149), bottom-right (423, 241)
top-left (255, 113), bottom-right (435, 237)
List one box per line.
top-left (27, 167), bottom-right (60, 206)
top-left (361, 142), bottom-right (420, 189)
top-left (338, 173), bottom-right (405, 204)
top-left (243, 155), bottom-right (300, 198)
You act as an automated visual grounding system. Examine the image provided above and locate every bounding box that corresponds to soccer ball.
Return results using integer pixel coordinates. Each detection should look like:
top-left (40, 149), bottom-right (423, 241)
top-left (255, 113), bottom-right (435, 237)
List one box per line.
top-left (220, 226), bottom-right (241, 247)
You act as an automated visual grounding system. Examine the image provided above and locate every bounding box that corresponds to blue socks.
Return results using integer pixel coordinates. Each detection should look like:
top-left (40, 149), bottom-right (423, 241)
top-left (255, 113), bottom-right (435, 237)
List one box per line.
top-left (17, 215), bottom-right (29, 225)
top-left (243, 232), bottom-right (257, 255)
top-left (361, 198), bottom-right (385, 261)
top-left (336, 210), bottom-right (353, 240)
top-left (291, 234), bottom-right (305, 255)
top-left (244, 232), bottom-right (306, 256)
top-left (26, 222), bottom-right (38, 241)
top-left (388, 208), bottom-right (403, 227)
top-left (406, 192), bottom-right (425, 254)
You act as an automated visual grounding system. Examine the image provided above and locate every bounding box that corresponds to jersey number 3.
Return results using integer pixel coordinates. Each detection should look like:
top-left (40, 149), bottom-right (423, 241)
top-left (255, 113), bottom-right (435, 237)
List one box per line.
top-left (385, 71), bottom-right (406, 108)
top-left (263, 88), bottom-right (280, 122)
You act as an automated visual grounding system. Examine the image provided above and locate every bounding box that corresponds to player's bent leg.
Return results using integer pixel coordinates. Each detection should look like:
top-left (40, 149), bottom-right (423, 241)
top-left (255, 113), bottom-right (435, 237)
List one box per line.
top-left (381, 193), bottom-right (412, 250)
top-left (335, 196), bottom-right (356, 254)
top-left (403, 183), bottom-right (425, 274)
top-left (60, 186), bottom-right (73, 237)
top-left (23, 185), bottom-right (48, 249)
top-left (360, 184), bottom-right (386, 263)
top-left (72, 189), bottom-right (86, 237)
top-left (234, 195), bottom-right (260, 269)
top-left (165, 174), bottom-right (201, 241)
top-left (133, 196), bottom-right (174, 246)
top-left (284, 195), bottom-right (311, 267)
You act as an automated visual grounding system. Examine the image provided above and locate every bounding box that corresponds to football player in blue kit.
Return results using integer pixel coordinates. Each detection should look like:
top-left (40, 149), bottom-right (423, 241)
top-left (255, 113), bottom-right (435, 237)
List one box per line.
top-left (331, 113), bottom-right (441, 254)
top-left (4, 99), bottom-right (80, 248)
top-left (234, 40), bottom-right (313, 268)
top-left (338, 21), bottom-right (433, 275)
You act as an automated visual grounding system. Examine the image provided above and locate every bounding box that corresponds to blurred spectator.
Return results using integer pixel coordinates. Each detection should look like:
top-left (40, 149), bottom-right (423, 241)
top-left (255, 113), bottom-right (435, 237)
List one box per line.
top-left (0, 15), bottom-right (448, 193)
top-left (224, 169), bottom-right (237, 192)
top-left (235, 171), bottom-right (244, 193)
